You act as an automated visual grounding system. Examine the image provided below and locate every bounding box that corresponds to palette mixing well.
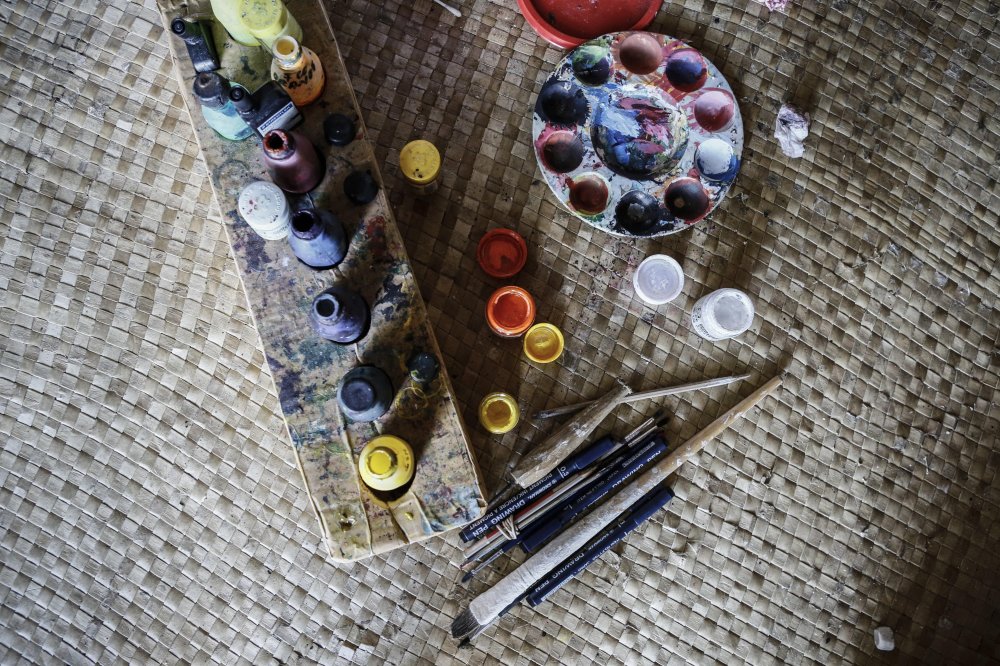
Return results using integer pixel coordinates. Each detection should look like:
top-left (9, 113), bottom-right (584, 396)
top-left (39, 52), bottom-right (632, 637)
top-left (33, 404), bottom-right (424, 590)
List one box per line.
top-left (532, 32), bottom-right (744, 237)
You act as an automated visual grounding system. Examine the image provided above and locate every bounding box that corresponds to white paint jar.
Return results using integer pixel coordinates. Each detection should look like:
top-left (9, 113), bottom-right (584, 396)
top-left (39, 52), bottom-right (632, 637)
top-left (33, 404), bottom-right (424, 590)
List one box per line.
top-left (690, 288), bottom-right (754, 341)
top-left (237, 181), bottom-right (291, 240)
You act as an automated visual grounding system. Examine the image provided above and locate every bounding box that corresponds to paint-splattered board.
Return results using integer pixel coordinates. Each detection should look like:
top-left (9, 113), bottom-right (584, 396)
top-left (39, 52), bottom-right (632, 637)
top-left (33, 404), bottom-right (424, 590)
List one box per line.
top-left (532, 32), bottom-right (744, 237)
top-left (155, 0), bottom-right (486, 562)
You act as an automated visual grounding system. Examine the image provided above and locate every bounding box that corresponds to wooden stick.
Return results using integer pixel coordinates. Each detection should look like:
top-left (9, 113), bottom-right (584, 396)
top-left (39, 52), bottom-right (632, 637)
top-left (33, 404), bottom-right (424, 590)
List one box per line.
top-left (458, 375), bottom-right (782, 634)
top-left (533, 374), bottom-right (751, 420)
top-left (508, 381), bottom-right (632, 489)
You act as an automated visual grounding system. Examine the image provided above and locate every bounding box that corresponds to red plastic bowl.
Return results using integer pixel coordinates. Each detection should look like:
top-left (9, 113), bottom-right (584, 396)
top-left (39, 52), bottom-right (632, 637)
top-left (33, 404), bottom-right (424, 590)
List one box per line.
top-left (517, 0), bottom-right (663, 49)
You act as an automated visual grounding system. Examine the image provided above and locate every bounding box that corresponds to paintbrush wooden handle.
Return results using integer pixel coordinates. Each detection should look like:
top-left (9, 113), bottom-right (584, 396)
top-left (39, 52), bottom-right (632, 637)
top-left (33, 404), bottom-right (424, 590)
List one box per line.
top-left (464, 375), bottom-right (783, 629)
top-left (510, 381), bottom-right (631, 489)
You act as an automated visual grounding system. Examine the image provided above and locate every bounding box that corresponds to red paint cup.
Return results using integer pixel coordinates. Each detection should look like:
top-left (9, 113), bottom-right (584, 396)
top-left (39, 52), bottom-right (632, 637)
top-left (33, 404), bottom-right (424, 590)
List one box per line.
top-left (486, 286), bottom-right (536, 338)
top-left (477, 229), bottom-right (528, 278)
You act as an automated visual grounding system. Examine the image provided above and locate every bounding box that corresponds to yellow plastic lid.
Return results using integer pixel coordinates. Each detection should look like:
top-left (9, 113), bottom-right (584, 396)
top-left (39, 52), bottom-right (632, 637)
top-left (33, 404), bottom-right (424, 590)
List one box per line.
top-left (239, 0), bottom-right (283, 32)
top-left (523, 323), bottom-right (565, 364)
top-left (479, 392), bottom-right (519, 434)
top-left (358, 435), bottom-right (415, 491)
top-left (400, 140), bottom-right (441, 185)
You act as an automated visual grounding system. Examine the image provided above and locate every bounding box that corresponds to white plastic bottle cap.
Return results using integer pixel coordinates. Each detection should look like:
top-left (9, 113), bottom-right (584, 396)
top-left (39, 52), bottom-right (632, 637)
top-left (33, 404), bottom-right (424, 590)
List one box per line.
top-left (238, 181), bottom-right (291, 240)
top-left (632, 254), bottom-right (685, 305)
top-left (691, 288), bottom-right (755, 340)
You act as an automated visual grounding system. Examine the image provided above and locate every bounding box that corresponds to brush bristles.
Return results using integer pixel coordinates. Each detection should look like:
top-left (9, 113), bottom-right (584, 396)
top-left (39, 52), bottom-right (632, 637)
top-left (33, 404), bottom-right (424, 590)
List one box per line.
top-left (451, 608), bottom-right (484, 640)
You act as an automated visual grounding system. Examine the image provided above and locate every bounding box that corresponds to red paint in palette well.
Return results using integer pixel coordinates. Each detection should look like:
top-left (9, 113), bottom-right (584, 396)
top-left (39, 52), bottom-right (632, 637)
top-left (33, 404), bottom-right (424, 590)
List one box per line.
top-left (517, 0), bottom-right (663, 48)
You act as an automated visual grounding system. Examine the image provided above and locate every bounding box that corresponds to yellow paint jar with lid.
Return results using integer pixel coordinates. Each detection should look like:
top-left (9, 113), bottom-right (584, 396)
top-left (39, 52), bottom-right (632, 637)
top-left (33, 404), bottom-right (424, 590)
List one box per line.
top-left (358, 435), bottom-right (415, 491)
top-left (238, 0), bottom-right (303, 48)
top-left (523, 323), bottom-right (564, 364)
top-left (479, 392), bottom-right (519, 434)
top-left (400, 140), bottom-right (441, 194)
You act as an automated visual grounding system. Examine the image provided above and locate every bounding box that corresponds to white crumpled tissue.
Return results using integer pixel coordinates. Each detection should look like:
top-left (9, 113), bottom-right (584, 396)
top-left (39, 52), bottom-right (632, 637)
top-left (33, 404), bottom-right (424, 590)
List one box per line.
top-left (774, 104), bottom-right (810, 158)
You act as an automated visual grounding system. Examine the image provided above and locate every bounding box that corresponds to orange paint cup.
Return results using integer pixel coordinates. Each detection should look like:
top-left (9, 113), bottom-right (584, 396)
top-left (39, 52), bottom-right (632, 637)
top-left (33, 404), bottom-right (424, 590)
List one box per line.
top-left (486, 286), bottom-right (536, 338)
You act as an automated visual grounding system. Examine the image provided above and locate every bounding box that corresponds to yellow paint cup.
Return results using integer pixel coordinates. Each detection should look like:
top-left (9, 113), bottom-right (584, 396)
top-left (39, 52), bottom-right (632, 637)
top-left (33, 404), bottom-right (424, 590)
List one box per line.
top-left (358, 435), bottom-right (415, 491)
top-left (523, 323), bottom-right (565, 364)
top-left (479, 392), bottom-right (519, 434)
top-left (400, 140), bottom-right (441, 194)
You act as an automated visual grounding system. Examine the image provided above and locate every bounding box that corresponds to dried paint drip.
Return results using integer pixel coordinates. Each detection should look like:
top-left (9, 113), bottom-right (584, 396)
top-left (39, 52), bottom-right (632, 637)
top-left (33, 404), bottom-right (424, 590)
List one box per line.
top-left (531, 31), bottom-right (743, 237)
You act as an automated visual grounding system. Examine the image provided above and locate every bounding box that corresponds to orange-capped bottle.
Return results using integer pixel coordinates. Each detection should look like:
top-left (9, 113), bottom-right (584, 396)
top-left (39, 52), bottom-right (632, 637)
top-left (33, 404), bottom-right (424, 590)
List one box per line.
top-left (486, 286), bottom-right (536, 338)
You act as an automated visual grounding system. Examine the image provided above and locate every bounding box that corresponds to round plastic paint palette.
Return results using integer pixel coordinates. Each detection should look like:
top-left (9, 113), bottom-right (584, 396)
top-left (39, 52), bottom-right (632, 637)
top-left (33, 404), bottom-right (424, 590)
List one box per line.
top-left (531, 32), bottom-right (744, 238)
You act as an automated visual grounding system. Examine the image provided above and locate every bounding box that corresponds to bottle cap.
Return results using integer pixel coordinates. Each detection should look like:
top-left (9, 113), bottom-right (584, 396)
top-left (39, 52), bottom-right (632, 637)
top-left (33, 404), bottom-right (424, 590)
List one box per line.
top-left (343, 170), bottom-right (379, 205)
top-left (170, 17), bottom-right (189, 36)
top-left (237, 181), bottom-right (290, 240)
top-left (239, 0), bottom-right (283, 32)
top-left (523, 323), bottom-right (564, 364)
top-left (632, 254), bottom-right (684, 305)
top-left (272, 35), bottom-right (301, 63)
top-left (400, 140), bottom-right (441, 185)
top-left (407, 352), bottom-right (439, 384)
top-left (228, 85), bottom-right (253, 111)
top-left (477, 229), bottom-right (527, 278)
top-left (324, 113), bottom-right (356, 146)
top-left (691, 288), bottom-right (754, 340)
top-left (358, 435), bottom-right (414, 491)
top-left (337, 366), bottom-right (393, 422)
top-left (193, 72), bottom-right (229, 109)
top-left (478, 393), bottom-right (519, 434)
top-left (486, 286), bottom-right (535, 337)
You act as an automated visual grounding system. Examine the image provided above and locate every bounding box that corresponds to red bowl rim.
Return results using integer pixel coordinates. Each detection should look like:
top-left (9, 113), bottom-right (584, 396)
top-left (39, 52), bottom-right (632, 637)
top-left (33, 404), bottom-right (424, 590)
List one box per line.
top-left (516, 0), bottom-right (662, 49)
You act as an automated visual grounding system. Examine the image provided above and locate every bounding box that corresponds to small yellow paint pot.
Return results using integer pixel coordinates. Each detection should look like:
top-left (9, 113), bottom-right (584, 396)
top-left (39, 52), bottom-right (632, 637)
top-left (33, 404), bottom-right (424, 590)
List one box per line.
top-left (358, 435), bottom-right (415, 491)
top-left (479, 393), bottom-right (519, 434)
top-left (523, 323), bottom-right (565, 364)
top-left (400, 140), bottom-right (441, 194)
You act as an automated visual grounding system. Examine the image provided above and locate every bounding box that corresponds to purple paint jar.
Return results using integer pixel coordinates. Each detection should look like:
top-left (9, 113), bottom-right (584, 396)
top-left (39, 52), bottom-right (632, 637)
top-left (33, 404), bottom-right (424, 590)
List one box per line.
top-left (287, 208), bottom-right (348, 269)
top-left (310, 286), bottom-right (370, 344)
top-left (261, 128), bottom-right (324, 194)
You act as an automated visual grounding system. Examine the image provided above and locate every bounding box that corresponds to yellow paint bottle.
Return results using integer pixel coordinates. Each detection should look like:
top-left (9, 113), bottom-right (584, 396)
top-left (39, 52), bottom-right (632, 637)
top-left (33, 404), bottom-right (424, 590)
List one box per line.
top-left (479, 393), bottom-right (519, 434)
top-left (523, 323), bottom-right (565, 364)
top-left (400, 140), bottom-right (441, 195)
top-left (270, 35), bottom-right (325, 106)
top-left (210, 0), bottom-right (258, 46)
top-left (358, 435), bottom-right (415, 492)
top-left (238, 0), bottom-right (303, 49)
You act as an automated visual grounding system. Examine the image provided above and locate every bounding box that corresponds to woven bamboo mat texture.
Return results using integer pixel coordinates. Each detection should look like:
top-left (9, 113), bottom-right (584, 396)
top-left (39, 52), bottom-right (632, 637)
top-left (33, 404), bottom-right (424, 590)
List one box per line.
top-left (1, 0), bottom-right (998, 663)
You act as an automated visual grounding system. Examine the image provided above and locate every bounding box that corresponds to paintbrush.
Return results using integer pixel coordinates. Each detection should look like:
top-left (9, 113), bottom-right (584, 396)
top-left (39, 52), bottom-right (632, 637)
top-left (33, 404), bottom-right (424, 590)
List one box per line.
top-left (533, 373), bottom-right (751, 420)
top-left (461, 431), bottom-right (666, 582)
top-left (462, 414), bottom-right (661, 543)
top-left (451, 374), bottom-right (783, 640)
top-left (506, 381), bottom-right (632, 491)
top-left (526, 482), bottom-right (675, 606)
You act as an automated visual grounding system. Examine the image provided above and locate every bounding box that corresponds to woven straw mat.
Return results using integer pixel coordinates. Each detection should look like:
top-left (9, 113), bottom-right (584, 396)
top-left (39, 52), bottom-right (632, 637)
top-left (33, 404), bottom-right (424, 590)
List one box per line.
top-left (1, 0), bottom-right (998, 664)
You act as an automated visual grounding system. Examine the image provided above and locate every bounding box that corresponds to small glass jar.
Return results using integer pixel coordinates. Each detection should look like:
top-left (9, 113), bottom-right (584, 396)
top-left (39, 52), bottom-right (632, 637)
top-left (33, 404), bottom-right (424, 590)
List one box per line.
top-left (270, 35), bottom-right (325, 106)
top-left (400, 140), bottom-right (441, 195)
top-left (479, 393), bottom-right (519, 434)
top-left (523, 323), bottom-right (564, 364)
top-left (690, 288), bottom-right (755, 341)
top-left (486, 286), bottom-right (535, 338)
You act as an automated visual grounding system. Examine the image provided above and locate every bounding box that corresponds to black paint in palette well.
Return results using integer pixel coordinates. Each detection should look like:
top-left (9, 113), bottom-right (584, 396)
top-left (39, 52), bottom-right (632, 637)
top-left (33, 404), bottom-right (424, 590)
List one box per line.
top-left (615, 190), bottom-right (663, 235)
top-left (537, 80), bottom-right (589, 125)
top-left (541, 131), bottom-right (585, 173)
